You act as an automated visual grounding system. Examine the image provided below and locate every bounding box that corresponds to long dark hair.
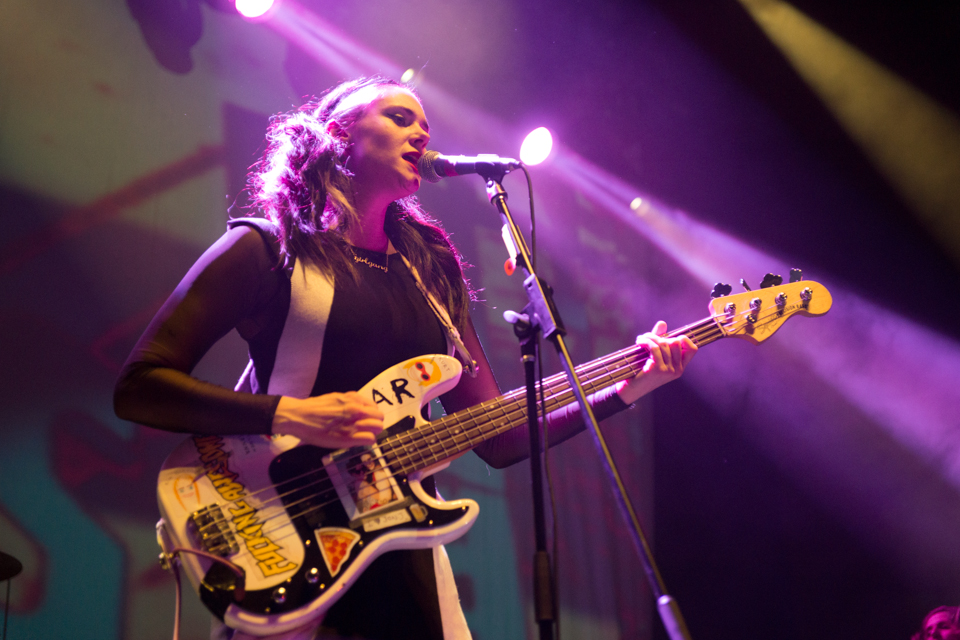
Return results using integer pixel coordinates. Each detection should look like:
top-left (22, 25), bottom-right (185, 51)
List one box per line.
top-left (246, 76), bottom-right (473, 330)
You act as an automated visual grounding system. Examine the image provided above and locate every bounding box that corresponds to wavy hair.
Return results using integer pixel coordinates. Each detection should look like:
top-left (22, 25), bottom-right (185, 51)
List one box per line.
top-left (245, 77), bottom-right (473, 330)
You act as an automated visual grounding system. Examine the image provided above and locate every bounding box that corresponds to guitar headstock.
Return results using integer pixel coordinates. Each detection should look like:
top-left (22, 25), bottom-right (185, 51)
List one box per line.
top-left (708, 279), bottom-right (832, 344)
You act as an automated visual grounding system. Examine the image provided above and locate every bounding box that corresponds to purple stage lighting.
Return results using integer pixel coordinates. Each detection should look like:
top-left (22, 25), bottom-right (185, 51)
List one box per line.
top-left (236, 0), bottom-right (275, 19)
top-left (520, 127), bottom-right (553, 166)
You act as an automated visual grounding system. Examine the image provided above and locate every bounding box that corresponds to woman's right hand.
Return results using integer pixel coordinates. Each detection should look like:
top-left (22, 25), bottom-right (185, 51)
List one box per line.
top-left (271, 392), bottom-right (385, 449)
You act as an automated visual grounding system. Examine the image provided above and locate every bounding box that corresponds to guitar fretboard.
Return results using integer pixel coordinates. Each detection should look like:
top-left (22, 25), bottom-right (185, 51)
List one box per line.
top-left (379, 316), bottom-right (725, 475)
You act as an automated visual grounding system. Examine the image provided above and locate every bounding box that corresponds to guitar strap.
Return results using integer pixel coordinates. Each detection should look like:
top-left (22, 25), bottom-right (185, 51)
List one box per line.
top-left (265, 257), bottom-right (335, 398)
top-left (399, 254), bottom-right (478, 378)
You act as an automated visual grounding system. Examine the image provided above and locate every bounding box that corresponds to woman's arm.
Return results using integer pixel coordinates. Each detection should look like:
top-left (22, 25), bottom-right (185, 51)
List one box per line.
top-left (113, 226), bottom-right (284, 435)
top-left (114, 224), bottom-right (386, 447)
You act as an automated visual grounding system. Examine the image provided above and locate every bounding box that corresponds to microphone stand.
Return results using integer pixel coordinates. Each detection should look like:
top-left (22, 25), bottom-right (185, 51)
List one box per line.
top-left (478, 165), bottom-right (692, 640)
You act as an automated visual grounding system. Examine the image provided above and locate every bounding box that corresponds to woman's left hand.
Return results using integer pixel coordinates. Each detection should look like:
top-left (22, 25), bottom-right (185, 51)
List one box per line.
top-left (616, 320), bottom-right (698, 405)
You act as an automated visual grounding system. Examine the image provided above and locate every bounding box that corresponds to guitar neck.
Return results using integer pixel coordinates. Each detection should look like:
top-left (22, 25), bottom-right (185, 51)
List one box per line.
top-left (381, 315), bottom-right (725, 475)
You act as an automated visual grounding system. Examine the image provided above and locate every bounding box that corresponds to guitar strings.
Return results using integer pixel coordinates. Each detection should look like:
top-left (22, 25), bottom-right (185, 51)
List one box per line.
top-left (204, 285), bottom-right (797, 529)
top-left (195, 325), bottom-right (681, 534)
top-left (190, 348), bottom-right (646, 542)
top-left (257, 348), bottom-right (659, 538)
top-left (191, 320), bottom-right (720, 542)
top-left (246, 319), bottom-right (722, 536)
top-left (219, 291), bottom-right (791, 543)
top-left (191, 316), bottom-right (727, 541)
top-left (258, 315), bottom-right (734, 536)
top-left (198, 356), bottom-right (629, 542)
top-left (190, 302), bottom-right (784, 543)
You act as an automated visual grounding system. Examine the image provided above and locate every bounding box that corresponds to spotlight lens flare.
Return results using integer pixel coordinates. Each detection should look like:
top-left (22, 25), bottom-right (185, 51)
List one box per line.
top-left (236, 0), bottom-right (274, 18)
top-left (400, 68), bottom-right (415, 84)
top-left (520, 127), bottom-right (553, 166)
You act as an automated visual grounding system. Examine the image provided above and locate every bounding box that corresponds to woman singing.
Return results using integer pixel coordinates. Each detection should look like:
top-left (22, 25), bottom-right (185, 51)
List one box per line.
top-left (114, 76), bottom-right (697, 640)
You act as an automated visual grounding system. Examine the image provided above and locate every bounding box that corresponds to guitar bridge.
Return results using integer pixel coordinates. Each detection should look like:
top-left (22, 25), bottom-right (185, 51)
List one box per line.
top-left (190, 504), bottom-right (239, 556)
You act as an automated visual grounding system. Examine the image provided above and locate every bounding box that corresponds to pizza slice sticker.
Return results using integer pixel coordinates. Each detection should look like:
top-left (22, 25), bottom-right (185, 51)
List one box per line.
top-left (315, 528), bottom-right (361, 578)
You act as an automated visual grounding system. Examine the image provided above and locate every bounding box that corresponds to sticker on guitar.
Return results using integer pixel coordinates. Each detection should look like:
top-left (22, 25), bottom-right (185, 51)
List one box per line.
top-left (324, 446), bottom-right (404, 521)
top-left (191, 435), bottom-right (300, 578)
top-left (370, 358), bottom-right (444, 407)
top-left (315, 528), bottom-right (360, 577)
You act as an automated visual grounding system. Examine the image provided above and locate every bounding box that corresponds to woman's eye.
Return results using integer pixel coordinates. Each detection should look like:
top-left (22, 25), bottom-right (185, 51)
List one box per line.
top-left (389, 114), bottom-right (406, 125)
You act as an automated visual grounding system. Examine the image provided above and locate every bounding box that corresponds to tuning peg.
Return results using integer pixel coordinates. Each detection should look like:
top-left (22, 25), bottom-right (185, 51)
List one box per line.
top-left (789, 268), bottom-right (802, 283)
top-left (760, 273), bottom-right (783, 289)
top-left (710, 283), bottom-right (733, 299)
top-left (740, 278), bottom-right (752, 292)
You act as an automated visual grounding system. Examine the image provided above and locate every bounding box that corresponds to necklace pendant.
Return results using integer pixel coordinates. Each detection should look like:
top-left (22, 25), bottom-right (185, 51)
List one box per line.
top-left (352, 253), bottom-right (388, 273)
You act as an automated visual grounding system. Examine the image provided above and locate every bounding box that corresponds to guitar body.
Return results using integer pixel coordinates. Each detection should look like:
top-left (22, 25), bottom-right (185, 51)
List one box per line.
top-left (156, 354), bottom-right (478, 637)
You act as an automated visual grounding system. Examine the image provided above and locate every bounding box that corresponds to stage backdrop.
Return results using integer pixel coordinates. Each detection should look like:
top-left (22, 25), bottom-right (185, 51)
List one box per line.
top-left (0, 1), bottom-right (653, 638)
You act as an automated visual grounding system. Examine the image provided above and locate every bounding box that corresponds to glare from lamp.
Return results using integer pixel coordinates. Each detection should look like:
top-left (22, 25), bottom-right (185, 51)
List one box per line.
top-left (236, 0), bottom-right (275, 19)
top-left (520, 127), bottom-right (553, 166)
top-left (400, 69), bottom-right (416, 84)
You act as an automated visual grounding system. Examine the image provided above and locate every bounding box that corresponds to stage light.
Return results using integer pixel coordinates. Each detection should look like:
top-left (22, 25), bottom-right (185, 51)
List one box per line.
top-left (520, 127), bottom-right (553, 166)
top-left (236, 0), bottom-right (275, 19)
top-left (400, 68), bottom-right (415, 84)
top-left (739, 0), bottom-right (960, 265)
top-left (630, 197), bottom-right (644, 211)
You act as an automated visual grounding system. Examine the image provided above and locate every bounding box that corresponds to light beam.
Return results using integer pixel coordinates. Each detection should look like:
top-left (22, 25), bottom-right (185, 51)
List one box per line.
top-left (739, 0), bottom-right (960, 267)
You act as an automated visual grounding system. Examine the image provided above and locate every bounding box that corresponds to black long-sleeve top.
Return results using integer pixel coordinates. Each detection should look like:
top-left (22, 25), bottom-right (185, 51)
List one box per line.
top-left (114, 221), bottom-right (629, 470)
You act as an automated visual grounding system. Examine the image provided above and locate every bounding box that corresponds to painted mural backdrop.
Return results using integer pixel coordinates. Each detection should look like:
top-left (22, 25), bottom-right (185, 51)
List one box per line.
top-left (0, 1), bottom-right (652, 638)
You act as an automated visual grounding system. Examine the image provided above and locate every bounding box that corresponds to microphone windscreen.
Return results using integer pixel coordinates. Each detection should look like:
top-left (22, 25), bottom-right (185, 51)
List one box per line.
top-left (417, 150), bottom-right (444, 183)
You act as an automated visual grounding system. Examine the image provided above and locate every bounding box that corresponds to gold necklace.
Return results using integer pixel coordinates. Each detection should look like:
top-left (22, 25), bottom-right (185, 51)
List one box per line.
top-left (352, 251), bottom-right (388, 273)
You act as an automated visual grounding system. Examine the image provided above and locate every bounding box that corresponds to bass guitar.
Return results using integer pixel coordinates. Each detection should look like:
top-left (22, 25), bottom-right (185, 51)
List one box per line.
top-left (156, 275), bottom-right (831, 636)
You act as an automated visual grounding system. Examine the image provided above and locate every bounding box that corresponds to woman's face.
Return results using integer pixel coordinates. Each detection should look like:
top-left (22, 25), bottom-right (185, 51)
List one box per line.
top-left (336, 85), bottom-right (431, 204)
top-left (924, 611), bottom-right (960, 640)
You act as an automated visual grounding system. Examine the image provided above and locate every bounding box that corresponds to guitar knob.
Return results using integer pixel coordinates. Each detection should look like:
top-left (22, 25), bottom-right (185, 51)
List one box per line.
top-left (789, 268), bottom-right (802, 283)
top-left (306, 567), bottom-right (320, 584)
top-left (272, 586), bottom-right (287, 604)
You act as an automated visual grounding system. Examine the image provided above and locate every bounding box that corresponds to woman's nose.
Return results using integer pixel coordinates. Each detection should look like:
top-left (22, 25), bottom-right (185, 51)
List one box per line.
top-left (411, 128), bottom-right (429, 151)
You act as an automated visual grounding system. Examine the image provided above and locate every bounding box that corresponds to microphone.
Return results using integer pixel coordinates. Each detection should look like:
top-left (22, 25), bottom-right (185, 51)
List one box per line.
top-left (418, 150), bottom-right (521, 183)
